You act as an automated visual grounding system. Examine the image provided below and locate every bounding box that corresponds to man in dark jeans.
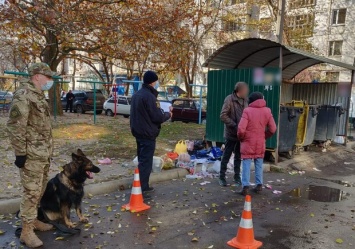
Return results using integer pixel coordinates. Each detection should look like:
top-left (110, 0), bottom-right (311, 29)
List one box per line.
top-left (219, 82), bottom-right (249, 187)
top-left (65, 90), bottom-right (75, 113)
top-left (130, 71), bottom-right (172, 199)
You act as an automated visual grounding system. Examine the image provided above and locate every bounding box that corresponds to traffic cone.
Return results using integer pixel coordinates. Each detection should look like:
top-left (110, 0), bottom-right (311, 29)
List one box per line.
top-left (122, 168), bottom-right (150, 212)
top-left (227, 195), bottom-right (262, 249)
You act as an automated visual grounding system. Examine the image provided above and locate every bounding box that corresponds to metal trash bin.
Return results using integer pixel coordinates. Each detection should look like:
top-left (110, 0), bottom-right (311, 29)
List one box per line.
top-left (314, 105), bottom-right (344, 142)
top-left (285, 101), bottom-right (319, 151)
top-left (278, 106), bottom-right (303, 157)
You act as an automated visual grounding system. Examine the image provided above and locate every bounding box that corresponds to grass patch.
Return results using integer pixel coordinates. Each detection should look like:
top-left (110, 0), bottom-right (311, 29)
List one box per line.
top-left (51, 120), bottom-right (205, 159)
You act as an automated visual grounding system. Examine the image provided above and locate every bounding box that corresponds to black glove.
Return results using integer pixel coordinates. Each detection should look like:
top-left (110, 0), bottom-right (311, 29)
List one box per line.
top-left (15, 155), bottom-right (27, 168)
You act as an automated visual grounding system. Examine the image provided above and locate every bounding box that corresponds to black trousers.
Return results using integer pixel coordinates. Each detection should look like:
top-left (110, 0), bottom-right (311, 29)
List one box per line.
top-left (219, 139), bottom-right (241, 181)
top-left (136, 138), bottom-right (156, 191)
top-left (66, 101), bottom-right (73, 112)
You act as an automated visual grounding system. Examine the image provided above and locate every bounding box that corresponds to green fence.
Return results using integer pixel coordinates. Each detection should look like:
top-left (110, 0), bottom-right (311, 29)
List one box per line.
top-left (206, 68), bottom-right (280, 149)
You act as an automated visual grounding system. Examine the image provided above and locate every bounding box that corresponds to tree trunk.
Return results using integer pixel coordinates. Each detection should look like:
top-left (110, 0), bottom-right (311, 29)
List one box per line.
top-left (43, 30), bottom-right (63, 116)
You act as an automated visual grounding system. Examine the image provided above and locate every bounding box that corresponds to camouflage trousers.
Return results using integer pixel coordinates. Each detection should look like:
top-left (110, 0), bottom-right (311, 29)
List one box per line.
top-left (19, 159), bottom-right (50, 222)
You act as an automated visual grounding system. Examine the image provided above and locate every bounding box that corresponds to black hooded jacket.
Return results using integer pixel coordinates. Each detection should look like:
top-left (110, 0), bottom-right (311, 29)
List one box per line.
top-left (130, 84), bottom-right (170, 140)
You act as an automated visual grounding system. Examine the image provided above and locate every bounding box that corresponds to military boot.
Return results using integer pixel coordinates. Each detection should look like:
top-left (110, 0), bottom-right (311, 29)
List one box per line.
top-left (34, 219), bottom-right (53, 231)
top-left (20, 221), bottom-right (43, 248)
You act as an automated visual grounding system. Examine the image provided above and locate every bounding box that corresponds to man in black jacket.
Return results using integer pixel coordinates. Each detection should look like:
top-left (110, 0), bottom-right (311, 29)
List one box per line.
top-left (130, 71), bottom-right (172, 199)
top-left (65, 90), bottom-right (75, 113)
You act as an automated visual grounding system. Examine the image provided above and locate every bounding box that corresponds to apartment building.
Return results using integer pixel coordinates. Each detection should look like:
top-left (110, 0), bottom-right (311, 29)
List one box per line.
top-left (311, 0), bottom-right (355, 82)
top-left (203, 0), bottom-right (355, 83)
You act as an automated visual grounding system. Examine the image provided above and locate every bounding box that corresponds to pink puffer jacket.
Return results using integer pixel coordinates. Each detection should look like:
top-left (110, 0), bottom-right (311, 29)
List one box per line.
top-left (237, 99), bottom-right (277, 159)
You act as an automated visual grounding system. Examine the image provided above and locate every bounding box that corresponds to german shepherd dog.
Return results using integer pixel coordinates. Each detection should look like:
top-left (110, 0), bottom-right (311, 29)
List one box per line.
top-left (40, 149), bottom-right (101, 228)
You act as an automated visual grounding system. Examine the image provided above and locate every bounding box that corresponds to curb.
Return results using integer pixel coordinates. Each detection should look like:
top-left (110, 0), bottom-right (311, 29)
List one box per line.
top-left (0, 168), bottom-right (189, 215)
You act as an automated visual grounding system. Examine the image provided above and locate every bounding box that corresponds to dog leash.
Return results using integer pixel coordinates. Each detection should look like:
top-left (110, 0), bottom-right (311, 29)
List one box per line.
top-left (15, 209), bottom-right (81, 238)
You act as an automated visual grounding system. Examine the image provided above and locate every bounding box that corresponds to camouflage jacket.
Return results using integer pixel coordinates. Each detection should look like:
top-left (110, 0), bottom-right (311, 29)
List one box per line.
top-left (7, 78), bottom-right (53, 161)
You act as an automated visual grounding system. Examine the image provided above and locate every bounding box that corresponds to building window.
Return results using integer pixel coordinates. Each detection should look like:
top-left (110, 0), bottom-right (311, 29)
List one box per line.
top-left (325, 72), bottom-right (339, 82)
top-left (223, 18), bottom-right (246, 32)
top-left (328, 41), bottom-right (343, 56)
top-left (287, 14), bottom-right (314, 37)
top-left (289, 0), bottom-right (316, 10)
top-left (332, 9), bottom-right (346, 25)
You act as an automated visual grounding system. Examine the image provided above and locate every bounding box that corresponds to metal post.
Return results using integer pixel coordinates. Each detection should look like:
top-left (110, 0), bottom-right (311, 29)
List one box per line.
top-left (345, 70), bottom-right (355, 144)
top-left (94, 83), bottom-right (97, 124)
top-left (53, 81), bottom-right (57, 122)
top-left (199, 86), bottom-right (202, 124)
top-left (274, 0), bottom-right (286, 164)
top-left (114, 84), bottom-right (117, 117)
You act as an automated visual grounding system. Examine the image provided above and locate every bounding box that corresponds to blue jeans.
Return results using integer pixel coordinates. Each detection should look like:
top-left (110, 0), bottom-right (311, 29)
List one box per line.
top-left (136, 138), bottom-right (156, 191)
top-left (242, 158), bottom-right (263, 187)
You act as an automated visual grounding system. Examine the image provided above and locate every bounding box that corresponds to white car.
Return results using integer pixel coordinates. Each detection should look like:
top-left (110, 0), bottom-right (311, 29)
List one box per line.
top-left (104, 96), bottom-right (172, 118)
top-left (104, 96), bottom-right (131, 117)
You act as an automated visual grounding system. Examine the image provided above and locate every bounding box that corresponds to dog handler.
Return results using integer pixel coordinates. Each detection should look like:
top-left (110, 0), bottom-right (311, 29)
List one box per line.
top-left (130, 71), bottom-right (172, 199)
top-left (7, 63), bottom-right (56, 248)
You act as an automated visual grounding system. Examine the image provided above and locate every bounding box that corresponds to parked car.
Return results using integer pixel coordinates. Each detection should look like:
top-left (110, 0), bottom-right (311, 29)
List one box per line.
top-left (61, 90), bottom-right (105, 114)
top-left (103, 96), bottom-right (131, 117)
top-left (0, 91), bottom-right (13, 110)
top-left (171, 98), bottom-right (207, 124)
top-left (104, 96), bottom-right (171, 118)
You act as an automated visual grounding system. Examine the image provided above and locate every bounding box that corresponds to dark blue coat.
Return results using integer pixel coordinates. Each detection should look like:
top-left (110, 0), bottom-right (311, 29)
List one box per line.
top-left (130, 84), bottom-right (170, 140)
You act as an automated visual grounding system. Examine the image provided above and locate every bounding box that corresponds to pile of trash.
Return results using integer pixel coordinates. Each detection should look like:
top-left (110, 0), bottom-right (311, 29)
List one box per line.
top-left (166, 140), bottom-right (228, 179)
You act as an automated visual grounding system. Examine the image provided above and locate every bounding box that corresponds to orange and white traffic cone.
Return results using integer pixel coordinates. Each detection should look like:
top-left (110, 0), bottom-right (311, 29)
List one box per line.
top-left (122, 168), bottom-right (150, 212)
top-left (227, 195), bottom-right (262, 249)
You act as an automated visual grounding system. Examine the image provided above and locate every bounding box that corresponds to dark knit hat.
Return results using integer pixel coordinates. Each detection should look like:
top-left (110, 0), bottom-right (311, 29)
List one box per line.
top-left (248, 92), bottom-right (264, 104)
top-left (143, 71), bottom-right (158, 84)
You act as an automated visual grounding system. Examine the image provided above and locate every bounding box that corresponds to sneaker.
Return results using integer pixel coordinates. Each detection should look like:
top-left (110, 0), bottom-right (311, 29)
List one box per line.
top-left (143, 187), bottom-right (155, 193)
top-left (219, 178), bottom-right (227, 187)
top-left (253, 184), bottom-right (263, 194)
top-left (240, 186), bottom-right (249, 196)
top-left (233, 178), bottom-right (242, 187)
top-left (143, 192), bottom-right (152, 200)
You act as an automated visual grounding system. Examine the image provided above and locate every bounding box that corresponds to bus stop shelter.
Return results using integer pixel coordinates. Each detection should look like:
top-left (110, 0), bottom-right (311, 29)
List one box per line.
top-left (203, 38), bottom-right (355, 161)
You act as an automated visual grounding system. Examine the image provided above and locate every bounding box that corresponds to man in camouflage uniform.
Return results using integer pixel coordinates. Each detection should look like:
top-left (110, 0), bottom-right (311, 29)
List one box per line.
top-left (7, 63), bottom-right (56, 248)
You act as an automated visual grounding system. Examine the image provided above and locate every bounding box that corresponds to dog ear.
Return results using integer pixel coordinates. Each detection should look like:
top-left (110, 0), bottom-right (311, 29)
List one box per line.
top-left (72, 153), bottom-right (80, 160)
top-left (77, 149), bottom-right (85, 157)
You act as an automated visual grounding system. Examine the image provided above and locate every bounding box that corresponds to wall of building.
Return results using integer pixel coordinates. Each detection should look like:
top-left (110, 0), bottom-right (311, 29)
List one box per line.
top-left (312, 0), bottom-right (355, 82)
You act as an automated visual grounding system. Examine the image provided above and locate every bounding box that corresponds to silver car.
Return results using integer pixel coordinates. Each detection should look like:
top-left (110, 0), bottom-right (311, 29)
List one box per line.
top-left (104, 96), bottom-right (131, 117)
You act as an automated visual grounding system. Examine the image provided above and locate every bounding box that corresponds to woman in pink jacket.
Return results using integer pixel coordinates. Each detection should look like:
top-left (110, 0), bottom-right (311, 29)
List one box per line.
top-left (237, 92), bottom-right (277, 196)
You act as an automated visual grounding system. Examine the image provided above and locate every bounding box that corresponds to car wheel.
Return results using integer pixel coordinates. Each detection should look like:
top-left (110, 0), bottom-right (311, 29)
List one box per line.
top-left (106, 109), bottom-right (114, 116)
top-left (123, 115), bottom-right (129, 118)
top-left (96, 110), bottom-right (103, 115)
top-left (76, 105), bottom-right (84, 114)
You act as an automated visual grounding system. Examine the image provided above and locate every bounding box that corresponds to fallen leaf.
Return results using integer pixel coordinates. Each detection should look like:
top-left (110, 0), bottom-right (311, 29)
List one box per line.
top-left (55, 237), bottom-right (65, 241)
top-left (310, 213), bottom-right (315, 217)
top-left (0, 230), bottom-right (5, 235)
top-left (192, 210), bottom-right (197, 214)
top-left (118, 224), bottom-right (122, 228)
top-left (335, 238), bottom-right (343, 244)
top-left (191, 237), bottom-right (199, 242)
top-left (207, 246), bottom-right (214, 248)
top-left (188, 232), bottom-right (194, 236)
top-left (107, 206), bottom-right (112, 212)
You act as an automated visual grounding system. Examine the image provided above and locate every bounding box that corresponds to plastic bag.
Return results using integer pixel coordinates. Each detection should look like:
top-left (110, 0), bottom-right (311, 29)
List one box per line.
top-left (174, 140), bottom-right (188, 155)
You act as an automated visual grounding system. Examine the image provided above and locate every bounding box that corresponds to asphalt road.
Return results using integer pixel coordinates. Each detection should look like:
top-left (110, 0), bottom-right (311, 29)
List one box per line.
top-left (1, 157), bottom-right (355, 249)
